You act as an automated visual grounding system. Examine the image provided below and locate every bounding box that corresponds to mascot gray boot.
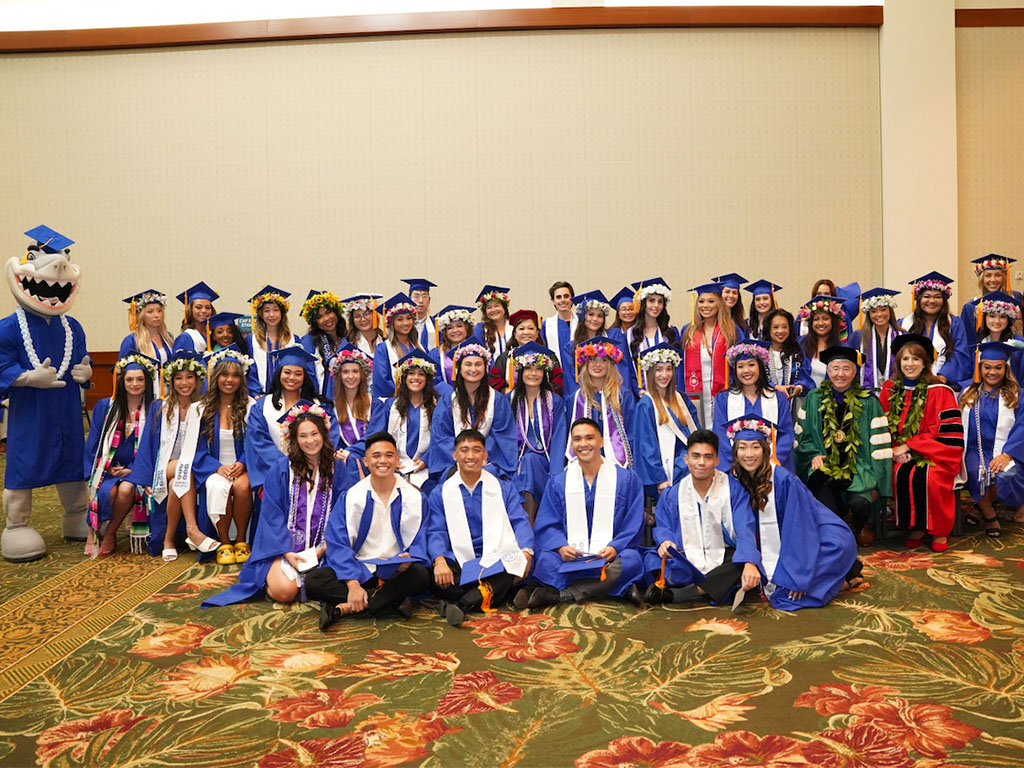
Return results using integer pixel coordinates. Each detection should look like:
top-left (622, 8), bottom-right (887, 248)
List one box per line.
top-left (2, 487), bottom-right (47, 562)
top-left (57, 481), bottom-right (89, 542)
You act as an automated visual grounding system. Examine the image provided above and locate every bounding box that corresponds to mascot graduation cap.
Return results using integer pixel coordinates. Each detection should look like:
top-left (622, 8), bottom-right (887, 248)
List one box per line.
top-left (0, 225), bottom-right (92, 561)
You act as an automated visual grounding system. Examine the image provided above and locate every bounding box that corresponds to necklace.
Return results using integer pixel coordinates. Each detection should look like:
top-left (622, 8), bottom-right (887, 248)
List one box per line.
top-left (16, 307), bottom-right (73, 379)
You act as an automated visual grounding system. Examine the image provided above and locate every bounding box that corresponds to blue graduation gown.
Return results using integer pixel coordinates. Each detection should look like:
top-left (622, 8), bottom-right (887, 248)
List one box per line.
top-left (532, 465), bottom-right (644, 596)
top-left (426, 472), bottom-right (534, 564)
top-left (428, 389), bottom-right (517, 478)
top-left (128, 400), bottom-right (180, 556)
top-left (244, 333), bottom-right (295, 397)
top-left (372, 340), bottom-right (415, 399)
top-left (961, 389), bottom-right (1024, 502)
top-left (544, 317), bottom-right (576, 375)
top-left (83, 398), bottom-right (142, 523)
top-left (172, 327), bottom-right (207, 353)
top-left (758, 467), bottom-right (857, 611)
top-left (428, 347), bottom-right (457, 397)
top-left (366, 396), bottom-right (438, 496)
top-left (322, 478), bottom-right (428, 583)
top-left (0, 310), bottom-right (88, 488)
top-left (203, 455), bottom-right (347, 607)
top-left (561, 389), bottom-right (637, 468)
top-left (960, 291), bottom-right (1024, 348)
top-left (191, 413), bottom-right (250, 556)
top-left (646, 473), bottom-right (760, 599)
top-left (711, 389), bottom-right (795, 473)
top-left (508, 391), bottom-right (568, 501)
top-left (632, 394), bottom-right (698, 494)
top-left (244, 395), bottom-right (343, 490)
top-left (299, 333), bottom-right (336, 399)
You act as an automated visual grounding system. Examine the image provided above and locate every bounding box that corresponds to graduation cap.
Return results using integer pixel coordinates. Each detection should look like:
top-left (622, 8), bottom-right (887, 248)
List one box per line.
top-left (711, 273), bottom-right (748, 290)
top-left (972, 254), bottom-right (1017, 275)
top-left (908, 271), bottom-right (953, 297)
top-left (328, 343), bottom-right (373, 379)
top-left (821, 345), bottom-right (861, 368)
top-left (970, 340), bottom-right (1020, 383)
top-left (383, 292), bottom-right (418, 324)
top-left (573, 290), bottom-right (612, 316)
top-left (743, 279), bottom-right (782, 297)
top-left (434, 304), bottom-right (475, 333)
top-left (609, 287), bottom-right (636, 308)
top-left (176, 281), bottom-right (219, 305)
top-left (277, 400), bottom-right (333, 437)
top-left (637, 341), bottom-right (683, 372)
top-left (208, 311), bottom-right (244, 330)
top-left (452, 336), bottom-right (492, 365)
top-left (512, 341), bottom-right (557, 367)
top-left (395, 349), bottom-right (437, 384)
top-left (979, 291), bottom-right (1020, 316)
top-left (689, 281), bottom-right (724, 295)
top-left (631, 277), bottom-right (673, 305)
top-left (24, 225), bottom-right (74, 253)
top-left (123, 289), bottom-right (165, 307)
top-left (113, 352), bottom-right (159, 376)
top-left (891, 333), bottom-right (934, 362)
top-left (860, 287), bottom-right (900, 307)
top-left (477, 285), bottom-right (511, 305)
top-left (249, 285), bottom-right (291, 307)
top-left (401, 278), bottom-right (437, 293)
top-left (725, 340), bottom-right (771, 364)
top-left (205, 343), bottom-right (254, 374)
top-left (300, 290), bottom-right (345, 327)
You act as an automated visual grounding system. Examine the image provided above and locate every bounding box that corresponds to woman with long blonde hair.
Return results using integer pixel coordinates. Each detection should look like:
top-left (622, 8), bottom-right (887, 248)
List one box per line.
top-left (119, 290), bottom-right (174, 397)
top-left (564, 336), bottom-right (635, 468)
top-left (681, 282), bottom-right (737, 427)
top-left (246, 285), bottom-right (299, 397)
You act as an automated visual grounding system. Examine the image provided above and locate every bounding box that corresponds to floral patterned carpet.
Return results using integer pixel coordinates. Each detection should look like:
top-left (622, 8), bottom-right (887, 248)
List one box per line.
top-left (2, 478), bottom-right (1024, 767)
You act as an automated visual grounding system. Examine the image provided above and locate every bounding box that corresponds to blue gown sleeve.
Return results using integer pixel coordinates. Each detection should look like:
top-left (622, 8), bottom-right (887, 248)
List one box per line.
top-left (960, 300), bottom-right (979, 349)
top-left (773, 391), bottom-right (796, 472)
top-left (725, 476), bottom-right (762, 569)
top-left (634, 397), bottom-right (668, 487)
top-left (944, 317), bottom-right (970, 385)
top-left (405, 491), bottom-right (429, 564)
top-left (795, 343), bottom-right (816, 393)
top-left (372, 342), bottom-right (394, 399)
top-left (323, 488), bottom-right (366, 581)
top-left (118, 335), bottom-right (136, 357)
top-left (608, 468), bottom-right (644, 554)
top-left (711, 391), bottom-right (732, 470)
top-left (771, 469), bottom-right (825, 592)
top-left (548, 396), bottom-right (568, 475)
top-left (250, 458), bottom-right (296, 561)
top-left (366, 397), bottom-right (391, 438)
top-left (83, 399), bottom-right (110, 477)
top-left (191, 430), bottom-right (222, 485)
top-left (486, 393), bottom-right (518, 478)
top-left (1000, 401), bottom-right (1024, 464)
top-left (128, 400), bottom-right (165, 488)
top-left (244, 335), bottom-right (262, 397)
top-left (172, 332), bottom-right (198, 353)
top-left (426, 484), bottom-right (451, 561)
top-left (428, 391), bottom-right (456, 475)
top-left (652, 483), bottom-right (679, 546)
top-left (503, 477), bottom-right (535, 551)
top-left (534, 474), bottom-right (568, 553)
top-left (244, 397), bottom-right (279, 489)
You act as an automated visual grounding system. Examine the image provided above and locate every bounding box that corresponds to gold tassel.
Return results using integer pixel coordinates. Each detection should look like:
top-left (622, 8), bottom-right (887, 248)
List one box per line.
top-left (771, 426), bottom-right (780, 466)
top-left (159, 370), bottom-right (165, 399)
top-left (434, 317), bottom-right (440, 345)
top-left (770, 285), bottom-right (777, 311)
top-left (205, 322), bottom-right (211, 350)
top-left (857, 298), bottom-right (863, 331)
top-left (506, 354), bottom-right (515, 391)
top-left (973, 349), bottom-right (981, 384)
top-left (371, 297), bottom-right (378, 330)
top-left (600, 562), bottom-right (608, 582)
top-left (251, 300), bottom-right (257, 339)
top-left (633, 283), bottom-right (643, 315)
top-left (636, 357), bottom-right (643, 390)
top-left (479, 579), bottom-right (497, 613)
top-left (977, 298), bottom-right (984, 333)
top-left (655, 556), bottom-right (667, 589)
top-left (129, 300), bottom-right (137, 332)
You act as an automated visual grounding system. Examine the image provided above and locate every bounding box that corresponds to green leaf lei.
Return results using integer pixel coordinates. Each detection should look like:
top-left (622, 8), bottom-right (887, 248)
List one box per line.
top-left (818, 381), bottom-right (864, 481)
top-left (886, 379), bottom-right (932, 469)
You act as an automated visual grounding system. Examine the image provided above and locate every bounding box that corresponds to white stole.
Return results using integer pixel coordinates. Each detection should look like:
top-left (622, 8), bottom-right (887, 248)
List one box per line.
top-left (441, 471), bottom-right (528, 577)
top-left (543, 314), bottom-right (577, 350)
top-left (153, 401), bottom-right (196, 502)
top-left (171, 402), bottom-right (205, 498)
top-left (676, 472), bottom-right (734, 575)
top-left (647, 393), bottom-right (694, 485)
top-left (262, 395), bottom-right (287, 454)
top-left (727, 390), bottom-right (779, 424)
top-left (961, 393), bottom-right (1017, 477)
top-left (182, 328), bottom-right (206, 353)
top-left (388, 402), bottom-right (431, 488)
top-left (451, 388), bottom-right (496, 436)
top-left (565, 460), bottom-right (617, 554)
top-left (758, 466), bottom-right (783, 584)
top-left (344, 476), bottom-right (423, 574)
top-left (900, 316), bottom-right (949, 373)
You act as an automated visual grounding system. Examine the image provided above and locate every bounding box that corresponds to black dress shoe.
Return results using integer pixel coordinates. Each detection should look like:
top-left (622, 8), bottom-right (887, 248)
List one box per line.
top-left (625, 584), bottom-right (644, 607)
top-left (644, 584), bottom-right (669, 604)
top-left (436, 599), bottom-right (449, 618)
top-left (512, 586), bottom-right (534, 610)
top-left (526, 586), bottom-right (561, 609)
top-left (318, 602), bottom-right (341, 632)
top-left (445, 602), bottom-right (466, 626)
top-left (396, 597), bottom-right (415, 619)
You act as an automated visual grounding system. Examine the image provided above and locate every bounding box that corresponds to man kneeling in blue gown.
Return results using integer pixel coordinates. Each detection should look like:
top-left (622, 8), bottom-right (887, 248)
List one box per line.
top-left (428, 429), bottom-right (534, 626)
top-left (643, 429), bottom-right (763, 608)
top-left (515, 417), bottom-right (644, 609)
top-left (305, 431), bottom-right (430, 631)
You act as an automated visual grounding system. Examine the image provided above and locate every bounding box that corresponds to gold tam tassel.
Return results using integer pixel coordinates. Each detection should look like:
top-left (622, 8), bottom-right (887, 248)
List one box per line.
top-left (655, 556), bottom-right (667, 589)
top-left (479, 579), bottom-right (497, 613)
top-left (129, 300), bottom-right (137, 332)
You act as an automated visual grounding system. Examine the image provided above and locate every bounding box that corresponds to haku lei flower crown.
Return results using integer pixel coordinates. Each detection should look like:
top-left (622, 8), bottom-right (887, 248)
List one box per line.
top-left (797, 298), bottom-right (849, 337)
top-left (980, 298), bottom-right (1020, 320)
top-left (281, 402), bottom-right (331, 446)
top-left (724, 343), bottom-right (770, 367)
top-left (726, 418), bottom-right (772, 441)
top-left (577, 297), bottom-right (612, 316)
top-left (974, 256), bottom-right (1010, 275)
top-left (385, 300), bottom-right (417, 324)
top-left (861, 294), bottom-right (899, 312)
top-left (163, 355), bottom-right (207, 382)
top-left (478, 289), bottom-right (509, 306)
top-left (639, 346), bottom-right (682, 371)
top-left (343, 296), bottom-right (377, 316)
top-left (300, 291), bottom-right (343, 325)
top-left (251, 291), bottom-right (290, 313)
top-left (513, 350), bottom-right (557, 371)
top-left (133, 290), bottom-right (165, 307)
top-left (396, 357), bottom-right (436, 379)
top-left (453, 343), bottom-right (491, 365)
top-left (633, 282), bottom-right (672, 305)
top-left (207, 348), bottom-right (255, 374)
top-left (114, 353), bottom-right (159, 380)
top-left (912, 279), bottom-right (952, 298)
top-left (436, 307), bottom-right (472, 331)
top-left (575, 340), bottom-right (623, 366)
top-left (329, 348), bottom-right (373, 378)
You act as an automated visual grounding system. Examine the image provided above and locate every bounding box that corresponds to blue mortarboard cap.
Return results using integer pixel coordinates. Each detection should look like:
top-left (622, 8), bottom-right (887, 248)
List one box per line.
top-left (342, 293), bottom-right (383, 304)
top-left (512, 341), bottom-right (553, 359)
top-left (743, 280), bottom-right (782, 296)
top-left (711, 273), bottom-right (747, 290)
top-left (573, 289), bottom-right (612, 312)
top-left (305, 289), bottom-right (326, 302)
top-left (24, 225), bottom-right (74, 253)
top-left (477, 285), bottom-right (511, 304)
top-left (269, 346), bottom-right (317, 368)
top-left (860, 287), bottom-right (901, 302)
top-left (397, 349), bottom-right (436, 368)
top-left (689, 281), bottom-right (724, 295)
top-left (208, 311), bottom-right (243, 329)
top-left (454, 335), bottom-right (491, 359)
top-left (435, 304), bottom-right (475, 317)
top-left (401, 278), bottom-right (437, 292)
top-left (724, 413), bottom-right (773, 443)
top-left (977, 341), bottom-right (1018, 362)
top-left (383, 292), bottom-right (417, 314)
top-left (631, 277), bottom-right (671, 292)
top-left (731, 339), bottom-right (772, 359)
top-left (170, 349), bottom-right (204, 364)
top-left (249, 285), bottom-right (291, 304)
top-left (971, 254), bottom-right (1017, 268)
top-left (176, 281), bottom-right (219, 304)
top-left (609, 287), bottom-right (635, 307)
top-left (638, 341), bottom-right (683, 366)
top-left (116, 352), bottom-right (159, 374)
top-left (909, 272), bottom-right (954, 288)
top-left (122, 289), bottom-right (165, 306)
top-left (981, 290), bottom-right (1016, 306)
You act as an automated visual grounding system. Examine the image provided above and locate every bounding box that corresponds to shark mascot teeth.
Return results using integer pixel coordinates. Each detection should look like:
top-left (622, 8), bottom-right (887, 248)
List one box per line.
top-left (0, 226), bottom-right (91, 561)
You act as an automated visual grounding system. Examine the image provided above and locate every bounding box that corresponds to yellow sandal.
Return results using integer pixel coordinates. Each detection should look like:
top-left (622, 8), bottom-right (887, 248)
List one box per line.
top-left (216, 544), bottom-right (236, 565)
top-left (233, 542), bottom-right (251, 564)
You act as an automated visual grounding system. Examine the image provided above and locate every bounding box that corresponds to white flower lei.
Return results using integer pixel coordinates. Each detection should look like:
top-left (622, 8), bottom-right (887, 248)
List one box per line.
top-left (861, 295), bottom-right (899, 312)
top-left (115, 353), bottom-right (159, 380)
top-left (207, 348), bottom-right (255, 374)
top-left (639, 346), bottom-right (682, 371)
top-left (436, 308), bottom-right (472, 331)
top-left (635, 283), bottom-right (672, 303)
top-left (16, 306), bottom-right (73, 379)
top-left (163, 357), bottom-right (207, 382)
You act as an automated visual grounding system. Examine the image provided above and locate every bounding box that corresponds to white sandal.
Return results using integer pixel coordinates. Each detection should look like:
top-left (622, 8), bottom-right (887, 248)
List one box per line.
top-left (162, 548), bottom-right (178, 562)
top-left (185, 533), bottom-right (220, 553)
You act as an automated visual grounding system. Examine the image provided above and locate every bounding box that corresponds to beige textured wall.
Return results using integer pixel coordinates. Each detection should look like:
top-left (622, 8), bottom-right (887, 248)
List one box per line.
top-left (956, 26), bottom-right (1024, 301)
top-left (0, 28), bottom-right (882, 350)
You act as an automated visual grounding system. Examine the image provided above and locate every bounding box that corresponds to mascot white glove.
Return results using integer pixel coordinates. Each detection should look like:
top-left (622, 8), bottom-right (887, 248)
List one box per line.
top-left (71, 354), bottom-right (92, 385)
top-left (13, 357), bottom-right (67, 389)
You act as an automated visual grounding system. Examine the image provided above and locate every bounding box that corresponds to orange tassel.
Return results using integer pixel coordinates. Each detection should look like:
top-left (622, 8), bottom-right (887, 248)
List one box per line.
top-left (434, 317), bottom-right (441, 345)
top-left (973, 349), bottom-right (981, 384)
top-left (655, 555), bottom-right (667, 589)
top-left (977, 299), bottom-right (984, 333)
top-left (159, 369), bottom-right (165, 399)
top-left (129, 300), bottom-right (137, 332)
top-left (600, 562), bottom-right (608, 582)
top-left (479, 578), bottom-right (496, 613)
top-left (506, 354), bottom-right (515, 391)
top-left (771, 426), bottom-right (780, 466)
top-left (205, 322), bottom-right (211, 350)
top-left (371, 297), bottom-right (378, 330)
top-left (858, 298), bottom-right (863, 331)
top-left (111, 367), bottom-right (116, 395)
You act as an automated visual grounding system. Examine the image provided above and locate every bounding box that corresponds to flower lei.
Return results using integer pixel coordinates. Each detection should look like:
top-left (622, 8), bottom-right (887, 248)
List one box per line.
top-left (133, 290), bottom-right (165, 307)
top-left (575, 341), bottom-right (623, 366)
top-left (639, 346), bottom-right (682, 371)
top-left (861, 294), bottom-right (898, 312)
top-left (300, 292), bottom-right (343, 325)
top-left (577, 298), bottom-right (612, 317)
top-left (634, 283), bottom-right (672, 304)
top-left (513, 351), bottom-right (556, 371)
top-left (15, 306), bottom-right (73, 380)
top-left (281, 402), bottom-right (332, 449)
top-left (163, 356), bottom-right (207, 382)
top-left (885, 379), bottom-right (932, 468)
top-left (980, 299), bottom-right (1020, 320)
top-left (453, 343), bottom-right (491, 366)
top-left (725, 418), bottom-right (772, 442)
top-left (436, 307), bottom-right (472, 331)
top-left (342, 296), bottom-right (379, 317)
top-left (817, 380), bottom-right (864, 481)
top-left (797, 298), bottom-right (848, 340)
top-left (251, 292), bottom-right (290, 313)
top-left (478, 290), bottom-right (509, 307)
top-left (725, 342), bottom-right (770, 367)
top-left (385, 301), bottom-right (417, 325)
top-left (115, 353), bottom-right (158, 380)
top-left (396, 357), bottom-right (436, 380)
top-left (329, 348), bottom-right (373, 378)
top-left (974, 257), bottom-right (1009, 275)
top-left (207, 348), bottom-right (255, 374)
top-left (912, 280), bottom-right (952, 298)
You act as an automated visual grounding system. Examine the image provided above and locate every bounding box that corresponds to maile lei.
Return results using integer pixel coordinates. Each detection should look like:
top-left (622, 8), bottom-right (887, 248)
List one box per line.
top-left (817, 381), bottom-right (863, 481)
top-left (885, 379), bottom-right (932, 469)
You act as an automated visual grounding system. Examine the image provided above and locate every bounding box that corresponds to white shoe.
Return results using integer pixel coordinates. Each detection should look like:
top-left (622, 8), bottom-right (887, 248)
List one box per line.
top-left (162, 548), bottom-right (178, 562)
top-left (185, 533), bottom-right (220, 553)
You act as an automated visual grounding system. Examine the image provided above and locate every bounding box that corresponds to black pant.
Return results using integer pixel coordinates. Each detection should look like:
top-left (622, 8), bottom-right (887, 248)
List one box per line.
top-left (695, 560), bottom-right (745, 603)
top-left (808, 471), bottom-right (873, 532)
top-left (431, 558), bottom-right (517, 610)
top-left (305, 563), bottom-right (430, 615)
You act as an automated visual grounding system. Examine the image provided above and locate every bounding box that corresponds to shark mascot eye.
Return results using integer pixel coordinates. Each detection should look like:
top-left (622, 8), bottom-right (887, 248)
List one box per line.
top-left (1, 225), bottom-right (91, 562)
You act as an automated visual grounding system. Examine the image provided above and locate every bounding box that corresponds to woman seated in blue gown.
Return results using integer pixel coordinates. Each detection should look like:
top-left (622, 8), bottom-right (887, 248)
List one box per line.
top-left (83, 353), bottom-right (157, 556)
top-left (728, 414), bottom-right (863, 611)
top-left (204, 401), bottom-right (345, 608)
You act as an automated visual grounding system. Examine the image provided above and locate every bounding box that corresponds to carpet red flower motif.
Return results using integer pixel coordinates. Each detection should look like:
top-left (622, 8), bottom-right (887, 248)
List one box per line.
top-left (574, 735), bottom-right (693, 768)
top-left (35, 709), bottom-right (150, 766)
top-left (267, 690), bottom-right (382, 728)
top-left (435, 670), bottom-right (523, 716)
top-left (685, 731), bottom-right (807, 767)
top-left (794, 683), bottom-right (898, 716)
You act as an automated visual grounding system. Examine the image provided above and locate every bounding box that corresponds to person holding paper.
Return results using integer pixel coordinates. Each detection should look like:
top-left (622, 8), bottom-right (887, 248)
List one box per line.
top-left (428, 429), bottom-right (534, 626)
top-left (306, 431), bottom-right (430, 631)
top-left (642, 429), bottom-right (762, 608)
top-left (203, 401), bottom-right (344, 608)
top-left (516, 418), bottom-right (644, 609)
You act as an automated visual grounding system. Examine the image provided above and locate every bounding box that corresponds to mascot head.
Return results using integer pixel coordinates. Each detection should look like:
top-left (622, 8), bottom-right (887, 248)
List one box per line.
top-left (6, 225), bottom-right (82, 317)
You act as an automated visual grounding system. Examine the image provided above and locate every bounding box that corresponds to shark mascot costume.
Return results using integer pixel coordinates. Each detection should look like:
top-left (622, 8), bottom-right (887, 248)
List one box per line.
top-left (0, 226), bottom-right (91, 561)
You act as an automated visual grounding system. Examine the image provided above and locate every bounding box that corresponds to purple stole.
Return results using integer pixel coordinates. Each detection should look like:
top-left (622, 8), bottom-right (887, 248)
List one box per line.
top-left (288, 472), bottom-right (331, 552)
top-left (572, 391), bottom-right (628, 465)
top-left (862, 327), bottom-right (897, 390)
top-left (516, 393), bottom-right (553, 458)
